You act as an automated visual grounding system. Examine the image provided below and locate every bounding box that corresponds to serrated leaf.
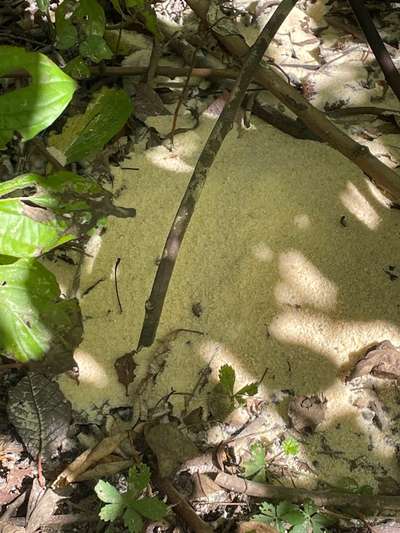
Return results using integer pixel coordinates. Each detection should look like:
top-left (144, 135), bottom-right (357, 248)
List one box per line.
top-left (55, 1), bottom-right (78, 50)
top-left (281, 509), bottom-right (305, 526)
top-left (0, 258), bottom-right (82, 363)
top-left (49, 87), bottom-right (131, 163)
top-left (123, 508), bottom-right (143, 533)
top-left (0, 47), bottom-right (76, 147)
top-left (311, 513), bottom-right (336, 528)
top-left (95, 480), bottom-right (123, 504)
top-left (291, 524), bottom-right (308, 533)
top-left (128, 463), bottom-right (150, 495)
top-left (99, 503), bottom-right (124, 522)
top-left (235, 382), bottom-right (258, 398)
top-left (79, 36), bottom-right (113, 63)
top-left (258, 502), bottom-right (276, 518)
top-left (64, 56), bottom-right (90, 80)
top-left (75, 0), bottom-right (106, 36)
top-left (131, 496), bottom-right (168, 520)
top-left (252, 514), bottom-right (274, 524)
top-left (7, 372), bottom-right (71, 461)
top-left (243, 443), bottom-right (266, 482)
top-left (282, 437), bottom-right (299, 456)
top-left (36, 0), bottom-right (49, 12)
top-left (277, 501), bottom-right (299, 518)
top-left (218, 364), bottom-right (235, 395)
top-left (302, 501), bottom-right (317, 517)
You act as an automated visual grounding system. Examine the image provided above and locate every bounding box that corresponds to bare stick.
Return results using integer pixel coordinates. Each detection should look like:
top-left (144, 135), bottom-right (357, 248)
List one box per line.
top-left (185, 0), bottom-right (400, 202)
top-left (89, 65), bottom-right (239, 79)
top-left (214, 472), bottom-right (400, 514)
top-left (348, 0), bottom-right (400, 101)
top-left (136, 0), bottom-right (300, 350)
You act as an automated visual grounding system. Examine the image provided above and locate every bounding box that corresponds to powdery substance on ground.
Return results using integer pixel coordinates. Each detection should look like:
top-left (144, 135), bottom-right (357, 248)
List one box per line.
top-left (55, 112), bottom-right (400, 488)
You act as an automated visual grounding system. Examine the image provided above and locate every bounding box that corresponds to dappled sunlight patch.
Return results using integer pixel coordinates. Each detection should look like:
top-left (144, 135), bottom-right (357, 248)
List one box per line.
top-left (269, 308), bottom-right (400, 364)
top-left (82, 233), bottom-right (103, 275)
top-left (251, 242), bottom-right (274, 262)
top-left (340, 181), bottom-right (381, 230)
top-left (145, 145), bottom-right (194, 173)
top-left (274, 250), bottom-right (337, 311)
top-left (293, 214), bottom-right (311, 229)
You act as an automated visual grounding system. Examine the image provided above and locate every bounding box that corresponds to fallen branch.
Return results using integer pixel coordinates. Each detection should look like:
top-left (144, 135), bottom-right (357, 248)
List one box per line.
top-left (89, 65), bottom-right (240, 80)
top-left (214, 472), bottom-right (400, 515)
top-left (156, 476), bottom-right (214, 533)
top-left (136, 0), bottom-right (300, 349)
top-left (348, 0), bottom-right (400, 100)
top-left (185, 0), bottom-right (400, 202)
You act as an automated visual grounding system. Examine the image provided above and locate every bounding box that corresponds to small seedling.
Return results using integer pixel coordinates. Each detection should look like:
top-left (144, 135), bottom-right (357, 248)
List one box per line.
top-left (282, 437), bottom-right (300, 456)
top-left (243, 442), bottom-right (267, 482)
top-left (252, 500), bottom-right (335, 533)
top-left (95, 463), bottom-right (168, 532)
top-left (218, 364), bottom-right (259, 405)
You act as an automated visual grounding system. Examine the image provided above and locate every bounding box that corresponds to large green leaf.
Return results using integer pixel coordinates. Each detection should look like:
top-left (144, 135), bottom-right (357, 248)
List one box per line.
top-left (75, 0), bottom-right (106, 36)
top-left (49, 87), bottom-right (132, 163)
top-left (0, 257), bottom-right (81, 362)
top-left (0, 171), bottom-right (135, 257)
top-left (55, 1), bottom-right (78, 50)
top-left (0, 47), bottom-right (76, 148)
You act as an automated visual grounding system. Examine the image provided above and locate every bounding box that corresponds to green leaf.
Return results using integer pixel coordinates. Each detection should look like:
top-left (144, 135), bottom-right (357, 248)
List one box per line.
top-left (64, 56), bottom-right (90, 80)
top-left (55, 1), bottom-right (78, 50)
top-left (218, 364), bottom-right (235, 395)
top-left (123, 508), bottom-right (143, 533)
top-left (128, 463), bottom-right (151, 495)
top-left (235, 382), bottom-right (258, 398)
top-left (243, 443), bottom-right (266, 482)
top-left (302, 501), bottom-right (318, 517)
top-left (311, 513), bottom-right (336, 528)
top-left (0, 47), bottom-right (76, 148)
top-left (36, 0), bottom-right (49, 12)
top-left (99, 503), bottom-right (124, 522)
top-left (282, 437), bottom-right (300, 456)
top-left (110, 0), bottom-right (124, 15)
top-left (95, 480), bottom-right (123, 504)
top-left (0, 172), bottom-right (103, 257)
top-left (75, 0), bottom-right (106, 36)
top-left (291, 524), bottom-right (308, 533)
top-left (142, 10), bottom-right (158, 35)
top-left (0, 258), bottom-right (81, 362)
top-left (130, 497), bottom-right (168, 520)
top-left (258, 502), bottom-right (276, 519)
top-left (49, 87), bottom-right (131, 163)
top-left (79, 36), bottom-right (113, 63)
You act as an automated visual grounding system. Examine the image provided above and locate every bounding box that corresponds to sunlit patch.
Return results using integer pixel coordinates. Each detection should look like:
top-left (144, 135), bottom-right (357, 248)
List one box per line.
top-left (252, 242), bottom-right (274, 262)
top-left (82, 234), bottom-right (102, 275)
top-left (269, 308), bottom-right (400, 363)
top-left (365, 178), bottom-right (392, 208)
top-left (71, 350), bottom-right (109, 388)
top-left (145, 145), bottom-right (194, 173)
top-left (275, 250), bottom-right (337, 310)
top-left (198, 338), bottom-right (269, 396)
top-left (293, 214), bottom-right (311, 229)
top-left (340, 182), bottom-right (381, 230)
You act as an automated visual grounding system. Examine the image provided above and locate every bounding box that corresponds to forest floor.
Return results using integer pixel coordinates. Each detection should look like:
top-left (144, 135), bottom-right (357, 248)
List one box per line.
top-left (2, 0), bottom-right (400, 531)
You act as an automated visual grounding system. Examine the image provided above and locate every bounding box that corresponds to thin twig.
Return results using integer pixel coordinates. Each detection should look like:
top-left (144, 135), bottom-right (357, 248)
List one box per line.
top-left (114, 257), bottom-right (123, 313)
top-left (348, 0), bottom-right (400, 100)
top-left (136, 0), bottom-right (300, 350)
top-left (89, 64), bottom-right (239, 79)
top-left (146, 36), bottom-right (162, 88)
top-left (185, 0), bottom-right (400, 202)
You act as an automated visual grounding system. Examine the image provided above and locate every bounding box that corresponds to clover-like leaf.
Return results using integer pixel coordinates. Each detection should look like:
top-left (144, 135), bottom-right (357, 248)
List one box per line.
top-left (123, 508), bottom-right (143, 533)
top-left (282, 437), bottom-right (300, 456)
top-left (243, 442), bottom-right (266, 482)
top-left (99, 503), bottom-right (124, 522)
top-left (218, 364), bottom-right (235, 395)
top-left (95, 480), bottom-right (123, 504)
top-left (0, 47), bottom-right (76, 147)
top-left (130, 496), bottom-right (168, 520)
top-left (128, 463), bottom-right (151, 495)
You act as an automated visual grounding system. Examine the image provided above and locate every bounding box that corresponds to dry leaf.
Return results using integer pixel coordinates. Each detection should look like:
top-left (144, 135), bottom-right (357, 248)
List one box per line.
top-left (350, 341), bottom-right (400, 380)
top-left (145, 422), bottom-right (199, 478)
top-left (54, 431), bottom-right (128, 487)
top-left (114, 352), bottom-right (136, 394)
top-left (7, 373), bottom-right (71, 463)
top-left (237, 521), bottom-right (280, 533)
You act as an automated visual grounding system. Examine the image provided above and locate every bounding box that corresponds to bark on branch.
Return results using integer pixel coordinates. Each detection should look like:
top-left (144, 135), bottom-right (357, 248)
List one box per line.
top-left (185, 0), bottom-right (400, 202)
top-left (215, 472), bottom-right (400, 515)
top-left (136, 0), bottom-right (299, 350)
